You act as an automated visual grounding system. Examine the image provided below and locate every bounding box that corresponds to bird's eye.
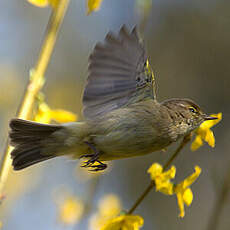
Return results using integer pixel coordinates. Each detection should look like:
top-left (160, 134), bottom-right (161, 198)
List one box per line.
top-left (189, 107), bottom-right (197, 113)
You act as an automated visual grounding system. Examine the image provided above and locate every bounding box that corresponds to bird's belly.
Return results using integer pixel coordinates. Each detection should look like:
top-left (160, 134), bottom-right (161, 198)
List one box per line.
top-left (92, 130), bottom-right (171, 161)
top-left (88, 103), bottom-right (174, 161)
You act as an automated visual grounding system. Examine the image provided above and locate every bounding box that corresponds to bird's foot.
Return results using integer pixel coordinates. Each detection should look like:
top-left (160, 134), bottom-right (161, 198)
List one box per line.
top-left (80, 142), bottom-right (107, 172)
top-left (81, 155), bottom-right (107, 171)
top-left (88, 161), bottom-right (107, 171)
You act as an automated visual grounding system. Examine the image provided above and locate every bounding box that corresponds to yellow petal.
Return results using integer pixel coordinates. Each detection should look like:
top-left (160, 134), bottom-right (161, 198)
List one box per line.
top-left (180, 166), bottom-right (202, 189)
top-left (27, 0), bottom-right (49, 7)
top-left (155, 179), bottom-right (174, 195)
top-left (27, 0), bottom-right (58, 8)
top-left (50, 109), bottom-right (77, 123)
top-left (147, 163), bottom-right (163, 180)
top-left (155, 166), bottom-right (176, 195)
top-left (201, 113), bottom-right (222, 129)
top-left (89, 213), bottom-right (106, 230)
top-left (183, 188), bottom-right (193, 206)
top-left (163, 165), bottom-right (176, 179)
top-left (34, 103), bottom-right (51, 124)
top-left (192, 112), bottom-right (222, 151)
top-left (37, 102), bottom-right (50, 112)
top-left (176, 192), bottom-right (185, 218)
top-left (101, 215), bottom-right (144, 230)
top-left (148, 163), bottom-right (176, 180)
top-left (98, 194), bottom-right (122, 218)
top-left (34, 101), bottom-right (77, 124)
top-left (59, 196), bottom-right (84, 225)
top-left (148, 163), bottom-right (176, 195)
top-left (174, 166), bottom-right (201, 217)
top-left (34, 113), bottom-right (51, 123)
top-left (204, 129), bottom-right (215, 148)
top-left (191, 135), bottom-right (203, 151)
top-left (87, 0), bottom-right (103, 15)
top-left (89, 193), bottom-right (122, 230)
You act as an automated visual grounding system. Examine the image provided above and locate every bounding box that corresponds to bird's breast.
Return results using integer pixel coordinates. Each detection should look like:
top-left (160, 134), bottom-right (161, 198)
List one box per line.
top-left (88, 102), bottom-right (174, 160)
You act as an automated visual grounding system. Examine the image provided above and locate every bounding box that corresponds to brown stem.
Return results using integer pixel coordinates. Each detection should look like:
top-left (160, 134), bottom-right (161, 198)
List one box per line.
top-left (128, 134), bottom-right (191, 214)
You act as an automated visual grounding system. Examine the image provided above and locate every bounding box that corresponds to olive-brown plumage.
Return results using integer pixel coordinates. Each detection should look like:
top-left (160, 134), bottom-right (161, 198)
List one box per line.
top-left (9, 26), bottom-right (216, 171)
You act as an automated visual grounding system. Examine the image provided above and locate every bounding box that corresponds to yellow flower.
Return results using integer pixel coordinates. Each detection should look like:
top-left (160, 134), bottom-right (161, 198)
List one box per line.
top-left (34, 102), bottom-right (77, 124)
top-left (0, 221), bottom-right (2, 229)
top-left (191, 113), bottom-right (222, 151)
top-left (98, 194), bottom-right (122, 218)
top-left (147, 163), bottom-right (202, 217)
top-left (89, 194), bottom-right (122, 230)
top-left (27, 0), bottom-right (58, 8)
top-left (87, 0), bottom-right (104, 15)
top-left (148, 163), bottom-right (176, 195)
top-left (101, 215), bottom-right (144, 230)
top-left (174, 166), bottom-right (202, 218)
top-left (58, 196), bottom-right (84, 225)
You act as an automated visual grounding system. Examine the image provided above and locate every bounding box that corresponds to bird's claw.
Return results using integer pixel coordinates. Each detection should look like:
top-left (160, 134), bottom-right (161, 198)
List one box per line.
top-left (80, 144), bottom-right (107, 171)
top-left (80, 154), bottom-right (94, 159)
top-left (81, 159), bottom-right (107, 171)
top-left (88, 161), bottom-right (107, 171)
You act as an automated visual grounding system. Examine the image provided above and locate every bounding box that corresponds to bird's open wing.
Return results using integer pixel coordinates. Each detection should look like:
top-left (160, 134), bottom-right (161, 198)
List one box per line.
top-left (82, 25), bottom-right (156, 119)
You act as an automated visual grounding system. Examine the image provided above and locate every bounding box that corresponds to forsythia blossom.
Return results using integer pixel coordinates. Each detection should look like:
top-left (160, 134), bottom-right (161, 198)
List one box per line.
top-left (87, 0), bottom-right (104, 14)
top-left (28, 0), bottom-right (104, 13)
top-left (101, 215), bottom-right (144, 230)
top-left (27, 0), bottom-right (58, 8)
top-left (89, 195), bottom-right (144, 230)
top-left (148, 163), bottom-right (202, 217)
top-left (98, 194), bottom-right (122, 218)
top-left (58, 195), bottom-right (84, 225)
top-left (89, 194), bottom-right (122, 230)
top-left (147, 163), bottom-right (176, 195)
top-left (174, 166), bottom-right (202, 217)
top-left (34, 102), bottom-right (77, 124)
top-left (191, 113), bottom-right (222, 151)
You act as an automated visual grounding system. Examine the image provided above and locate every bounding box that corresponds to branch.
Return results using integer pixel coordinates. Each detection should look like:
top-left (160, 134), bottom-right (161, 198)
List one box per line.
top-left (0, 0), bottom-right (70, 194)
top-left (128, 134), bottom-right (191, 214)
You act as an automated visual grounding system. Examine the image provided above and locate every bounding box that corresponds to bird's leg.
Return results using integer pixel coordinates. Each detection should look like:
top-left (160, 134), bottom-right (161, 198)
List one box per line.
top-left (80, 141), bottom-right (107, 171)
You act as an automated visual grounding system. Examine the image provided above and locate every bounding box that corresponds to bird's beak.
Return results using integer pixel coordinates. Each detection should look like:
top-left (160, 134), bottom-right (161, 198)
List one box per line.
top-left (204, 115), bottom-right (218, 121)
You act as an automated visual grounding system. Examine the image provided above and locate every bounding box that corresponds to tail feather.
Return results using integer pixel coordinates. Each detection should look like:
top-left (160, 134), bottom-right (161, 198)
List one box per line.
top-left (9, 118), bottom-right (62, 170)
top-left (9, 133), bottom-right (43, 146)
top-left (12, 148), bottom-right (55, 170)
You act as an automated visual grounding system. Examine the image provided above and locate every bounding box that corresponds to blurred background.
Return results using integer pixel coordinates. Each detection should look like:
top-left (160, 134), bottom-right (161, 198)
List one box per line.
top-left (0, 0), bottom-right (229, 229)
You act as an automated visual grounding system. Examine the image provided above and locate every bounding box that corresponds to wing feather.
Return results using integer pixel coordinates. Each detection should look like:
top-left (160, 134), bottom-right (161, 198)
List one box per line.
top-left (83, 25), bottom-right (155, 119)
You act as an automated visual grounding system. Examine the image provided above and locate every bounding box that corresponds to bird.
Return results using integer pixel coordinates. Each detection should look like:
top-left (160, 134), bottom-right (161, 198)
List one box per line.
top-left (9, 25), bottom-right (217, 171)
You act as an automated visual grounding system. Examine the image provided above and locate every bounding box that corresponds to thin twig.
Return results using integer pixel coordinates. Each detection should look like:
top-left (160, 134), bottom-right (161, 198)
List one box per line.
top-left (128, 134), bottom-right (191, 214)
top-left (0, 0), bottom-right (70, 194)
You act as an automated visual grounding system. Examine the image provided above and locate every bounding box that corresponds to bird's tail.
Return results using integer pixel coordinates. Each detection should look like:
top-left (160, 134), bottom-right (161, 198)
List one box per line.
top-left (9, 118), bottom-right (63, 170)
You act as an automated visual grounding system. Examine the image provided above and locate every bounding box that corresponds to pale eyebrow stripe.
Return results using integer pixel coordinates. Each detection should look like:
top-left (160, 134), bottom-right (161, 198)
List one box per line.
top-left (179, 104), bottom-right (186, 108)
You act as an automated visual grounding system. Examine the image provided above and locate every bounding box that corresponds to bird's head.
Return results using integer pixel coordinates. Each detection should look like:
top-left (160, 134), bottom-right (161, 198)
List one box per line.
top-left (162, 98), bottom-right (217, 133)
